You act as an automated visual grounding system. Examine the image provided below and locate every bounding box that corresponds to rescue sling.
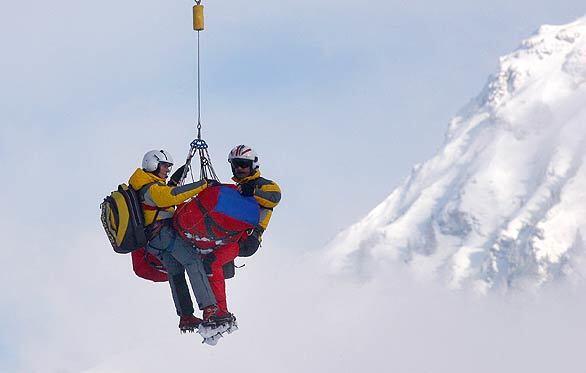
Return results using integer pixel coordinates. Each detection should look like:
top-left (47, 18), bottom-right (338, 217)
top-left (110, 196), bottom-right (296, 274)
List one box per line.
top-left (174, 184), bottom-right (260, 250)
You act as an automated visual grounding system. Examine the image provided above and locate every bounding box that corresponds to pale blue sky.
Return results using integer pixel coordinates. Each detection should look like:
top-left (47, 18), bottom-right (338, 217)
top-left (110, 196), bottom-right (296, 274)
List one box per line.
top-left (1, 1), bottom-right (585, 371)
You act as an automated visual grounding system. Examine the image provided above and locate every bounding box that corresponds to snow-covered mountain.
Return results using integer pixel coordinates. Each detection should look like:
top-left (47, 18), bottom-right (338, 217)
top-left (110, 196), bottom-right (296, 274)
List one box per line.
top-left (327, 18), bottom-right (586, 293)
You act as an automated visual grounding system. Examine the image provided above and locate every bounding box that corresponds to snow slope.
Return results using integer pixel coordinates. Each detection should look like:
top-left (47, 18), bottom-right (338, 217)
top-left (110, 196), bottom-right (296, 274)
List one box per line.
top-left (327, 18), bottom-right (586, 293)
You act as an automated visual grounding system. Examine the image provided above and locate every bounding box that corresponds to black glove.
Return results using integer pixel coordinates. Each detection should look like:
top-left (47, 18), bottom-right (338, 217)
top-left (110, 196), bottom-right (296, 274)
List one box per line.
top-left (223, 261), bottom-right (235, 279)
top-left (238, 234), bottom-right (260, 257)
top-left (168, 165), bottom-right (187, 186)
top-left (239, 181), bottom-right (256, 197)
top-left (205, 179), bottom-right (221, 187)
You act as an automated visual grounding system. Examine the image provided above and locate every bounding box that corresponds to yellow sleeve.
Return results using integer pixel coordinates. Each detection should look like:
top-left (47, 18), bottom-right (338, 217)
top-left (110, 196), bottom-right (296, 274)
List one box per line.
top-left (254, 181), bottom-right (281, 209)
top-left (146, 180), bottom-right (208, 208)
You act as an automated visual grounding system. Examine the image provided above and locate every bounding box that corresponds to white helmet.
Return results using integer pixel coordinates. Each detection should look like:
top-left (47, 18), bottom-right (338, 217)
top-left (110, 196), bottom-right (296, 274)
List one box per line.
top-left (142, 149), bottom-right (174, 172)
top-left (228, 145), bottom-right (259, 169)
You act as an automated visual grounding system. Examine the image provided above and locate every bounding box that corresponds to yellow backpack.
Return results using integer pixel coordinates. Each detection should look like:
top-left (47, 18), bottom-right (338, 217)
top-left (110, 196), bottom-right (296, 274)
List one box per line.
top-left (100, 184), bottom-right (148, 253)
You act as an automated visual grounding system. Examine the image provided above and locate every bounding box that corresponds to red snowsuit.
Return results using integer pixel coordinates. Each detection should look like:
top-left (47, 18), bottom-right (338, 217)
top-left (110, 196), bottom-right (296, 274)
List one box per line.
top-left (206, 242), bottom-right (240, 312)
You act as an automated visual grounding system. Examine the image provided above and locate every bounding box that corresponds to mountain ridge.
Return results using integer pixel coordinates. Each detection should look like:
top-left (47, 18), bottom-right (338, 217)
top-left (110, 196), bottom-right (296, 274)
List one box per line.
top-left (327, 17), bottom-right (586, 293)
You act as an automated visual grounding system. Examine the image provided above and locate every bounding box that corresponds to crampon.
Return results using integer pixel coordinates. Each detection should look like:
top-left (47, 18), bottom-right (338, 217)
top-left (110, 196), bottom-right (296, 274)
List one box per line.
top-left (179, 314), bottom-right (203, 334)
top-left (197, 313), bottom-right (238, 346)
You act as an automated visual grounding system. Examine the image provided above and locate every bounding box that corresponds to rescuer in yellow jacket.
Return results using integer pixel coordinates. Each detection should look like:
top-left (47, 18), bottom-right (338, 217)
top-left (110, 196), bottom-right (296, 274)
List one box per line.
top-left (228, 145), bottom-right (281, 257)
top-left (129, 149), bottom-right (224, 333)
top-left (200, 144), bottom-right (281, 316)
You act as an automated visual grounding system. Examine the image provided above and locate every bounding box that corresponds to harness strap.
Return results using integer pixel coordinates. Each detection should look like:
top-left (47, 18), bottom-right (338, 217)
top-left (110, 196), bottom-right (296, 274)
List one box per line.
top-left (142, 204), bottom-right (159, 211)
top-left (142, 203), bottom-right (163, 225)
top-left (193, 198), bottom-right (219, 240)
top-left (138, 182), bottom-right (165, 238)
top-left (192, 198), bottom-right (243, 241)
top-left (145, 219), bottom-right (170, 241)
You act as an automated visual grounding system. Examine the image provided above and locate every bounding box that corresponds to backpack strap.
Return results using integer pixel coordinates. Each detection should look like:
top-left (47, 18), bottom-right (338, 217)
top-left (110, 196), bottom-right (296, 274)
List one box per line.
top-left (138, 182), bottom-right (164, 226)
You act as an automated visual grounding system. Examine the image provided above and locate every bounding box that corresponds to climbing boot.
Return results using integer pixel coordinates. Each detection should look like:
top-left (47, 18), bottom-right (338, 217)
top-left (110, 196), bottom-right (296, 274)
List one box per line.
top-left (179, 314), bottom-right (202, 333)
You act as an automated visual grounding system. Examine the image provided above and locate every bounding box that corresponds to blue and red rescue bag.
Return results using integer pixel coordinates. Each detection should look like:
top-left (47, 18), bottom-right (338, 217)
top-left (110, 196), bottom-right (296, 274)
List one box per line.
top-left (173, 185), bottom-right (260, 250)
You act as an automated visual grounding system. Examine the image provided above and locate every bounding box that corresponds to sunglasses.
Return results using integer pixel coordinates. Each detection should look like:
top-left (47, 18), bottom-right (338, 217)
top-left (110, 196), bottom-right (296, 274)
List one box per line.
top-left (232, 159), bottom-right (252, 168)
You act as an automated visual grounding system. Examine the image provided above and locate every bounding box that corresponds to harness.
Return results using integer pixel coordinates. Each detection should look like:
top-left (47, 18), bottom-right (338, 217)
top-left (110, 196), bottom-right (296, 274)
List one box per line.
top-left (138, 182), bottom-right (166, 240)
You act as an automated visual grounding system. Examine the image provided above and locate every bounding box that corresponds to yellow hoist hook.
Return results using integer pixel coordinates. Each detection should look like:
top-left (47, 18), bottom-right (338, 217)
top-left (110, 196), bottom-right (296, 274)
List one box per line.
top-left (193, 1), bottom-right (204, 31)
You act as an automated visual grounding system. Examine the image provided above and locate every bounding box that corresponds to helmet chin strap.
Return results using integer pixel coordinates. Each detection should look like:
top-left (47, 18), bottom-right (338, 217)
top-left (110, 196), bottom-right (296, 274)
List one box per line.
top-left (152, 165), bottom-right (164, 178)
top-left (150, 163), bottom-right (172, 179)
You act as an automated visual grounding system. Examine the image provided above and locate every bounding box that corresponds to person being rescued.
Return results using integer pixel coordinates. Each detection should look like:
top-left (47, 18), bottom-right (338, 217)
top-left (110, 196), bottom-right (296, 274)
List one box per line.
top-left (201, 144), bottom-right (282, 317)
top-left (129, 149), bottom-right (229, 333)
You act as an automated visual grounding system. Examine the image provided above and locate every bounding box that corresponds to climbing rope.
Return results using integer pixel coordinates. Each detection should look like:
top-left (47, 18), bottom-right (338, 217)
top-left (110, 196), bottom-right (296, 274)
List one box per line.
top-left (193, 0), bottom-right (204, 137)
top-left (179, 0), bottom-right (219, 185)
top-left (197, 31), bottom-right (202, 138)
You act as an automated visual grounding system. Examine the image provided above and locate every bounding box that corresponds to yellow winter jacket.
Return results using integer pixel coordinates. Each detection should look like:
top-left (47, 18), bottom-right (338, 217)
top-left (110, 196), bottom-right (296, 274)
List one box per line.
top-left (233, 170), bottom-right (281, 232)
top-left (129, 168), bottom-right (208, 225)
